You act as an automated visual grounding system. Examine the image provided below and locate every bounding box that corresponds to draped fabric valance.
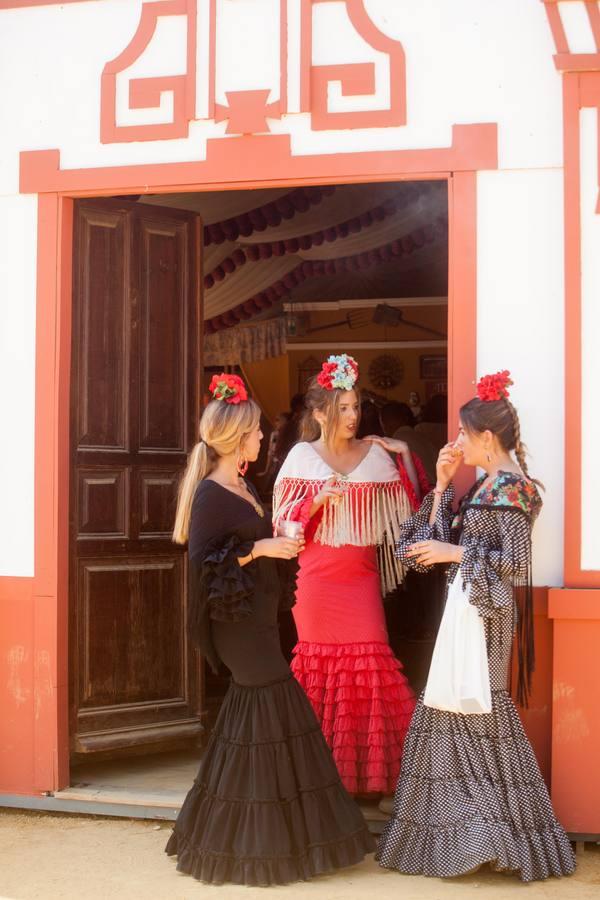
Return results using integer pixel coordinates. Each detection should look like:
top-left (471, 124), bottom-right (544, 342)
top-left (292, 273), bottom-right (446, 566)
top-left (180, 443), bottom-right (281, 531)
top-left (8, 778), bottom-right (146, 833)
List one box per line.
top-left (203, 317), bottom-right (287, 366)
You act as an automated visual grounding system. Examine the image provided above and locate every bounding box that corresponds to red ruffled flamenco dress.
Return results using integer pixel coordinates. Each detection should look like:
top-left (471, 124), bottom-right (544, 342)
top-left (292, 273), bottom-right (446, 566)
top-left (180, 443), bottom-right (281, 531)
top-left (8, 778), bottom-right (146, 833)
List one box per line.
top-left (274, 441), bottom-right (426, 795)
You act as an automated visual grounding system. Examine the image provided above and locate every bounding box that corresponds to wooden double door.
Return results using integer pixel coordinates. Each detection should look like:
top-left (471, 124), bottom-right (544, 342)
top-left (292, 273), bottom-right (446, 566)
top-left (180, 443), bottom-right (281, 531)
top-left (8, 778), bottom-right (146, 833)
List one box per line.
top-left (70, 198), bottom-right (203, 756)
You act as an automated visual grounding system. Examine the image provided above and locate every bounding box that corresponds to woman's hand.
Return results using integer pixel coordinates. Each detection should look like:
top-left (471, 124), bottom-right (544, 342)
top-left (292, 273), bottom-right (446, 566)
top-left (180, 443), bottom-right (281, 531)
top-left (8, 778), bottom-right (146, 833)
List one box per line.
top-left (405, 540), bottom-right (463, 567)
top-left (363, 435), bottom-right (410, 457)
top-left (435, 443), bottom-right (463, 491)
top-left (312, 477), bottom-right (344, 511)
top-left (254, 535), bottom-right (305, 560)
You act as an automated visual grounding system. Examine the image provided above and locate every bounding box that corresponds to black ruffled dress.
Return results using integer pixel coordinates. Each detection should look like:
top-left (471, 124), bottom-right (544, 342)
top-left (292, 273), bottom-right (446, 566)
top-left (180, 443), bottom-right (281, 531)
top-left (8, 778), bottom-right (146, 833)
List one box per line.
top-left (165, 479), bottom-right (375, 886)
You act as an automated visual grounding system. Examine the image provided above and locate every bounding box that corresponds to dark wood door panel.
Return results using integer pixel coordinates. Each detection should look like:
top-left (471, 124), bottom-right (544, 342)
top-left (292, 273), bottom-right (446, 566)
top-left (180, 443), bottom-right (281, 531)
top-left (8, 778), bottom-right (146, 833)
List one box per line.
top-left (137, 216), bottom-right (188, 452)
top-left (138, 468), bottom-right (180, 538)
top-left (70, 200), bottom-right (202, 757)
top-left (74, 206), bottom-right (129, 451)
top-left (76, 466), bottom-right (129, 540)
top-left (78, 556), bottom-right (185, 708)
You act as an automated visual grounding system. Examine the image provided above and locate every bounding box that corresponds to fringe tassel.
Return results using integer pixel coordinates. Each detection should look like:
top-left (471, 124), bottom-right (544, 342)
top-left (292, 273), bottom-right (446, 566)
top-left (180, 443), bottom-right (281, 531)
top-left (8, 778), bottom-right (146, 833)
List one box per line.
top-left (273, 478), bottom-right (412, 595)
top-left (515, 538), bottom-right (535, 708)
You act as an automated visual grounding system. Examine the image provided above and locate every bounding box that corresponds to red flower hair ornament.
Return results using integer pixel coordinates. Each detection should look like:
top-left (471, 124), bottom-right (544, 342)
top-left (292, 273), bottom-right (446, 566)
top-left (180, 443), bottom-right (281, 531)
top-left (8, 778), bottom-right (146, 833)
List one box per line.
top-left (317, 353), bottom-right (359, 391)
top-left (476, 369), bottom-right (513, 402)
top-left (209, 373), bottom-right (248, 404)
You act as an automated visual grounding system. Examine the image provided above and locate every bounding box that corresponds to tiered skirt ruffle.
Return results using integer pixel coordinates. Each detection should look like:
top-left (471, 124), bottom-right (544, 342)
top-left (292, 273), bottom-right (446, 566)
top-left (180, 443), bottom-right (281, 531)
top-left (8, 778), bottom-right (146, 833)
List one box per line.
top-left (376, 691), bottom-right (576, 882)
top-left (291, 641), bottom-right (416, 795)
top-left (165, 673), bottom-right (374, 886)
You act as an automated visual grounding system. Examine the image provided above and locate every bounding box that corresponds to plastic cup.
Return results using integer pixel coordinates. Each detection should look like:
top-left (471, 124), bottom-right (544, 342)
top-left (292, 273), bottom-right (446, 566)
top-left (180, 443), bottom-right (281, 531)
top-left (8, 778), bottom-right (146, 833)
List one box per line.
top-left (277, 520), bottom-right (303, 539)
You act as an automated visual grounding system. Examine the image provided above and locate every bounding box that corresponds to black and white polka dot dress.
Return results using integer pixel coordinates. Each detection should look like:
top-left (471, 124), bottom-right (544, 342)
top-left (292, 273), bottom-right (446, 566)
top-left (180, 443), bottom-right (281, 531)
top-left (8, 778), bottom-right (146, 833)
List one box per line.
top-left (376, 473), bottom-right (576, 882)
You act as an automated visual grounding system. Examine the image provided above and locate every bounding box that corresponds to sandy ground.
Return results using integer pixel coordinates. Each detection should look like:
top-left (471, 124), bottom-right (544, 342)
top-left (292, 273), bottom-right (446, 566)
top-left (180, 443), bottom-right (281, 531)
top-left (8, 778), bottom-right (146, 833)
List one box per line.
top-left (0, 811), bottom-right (599, 900)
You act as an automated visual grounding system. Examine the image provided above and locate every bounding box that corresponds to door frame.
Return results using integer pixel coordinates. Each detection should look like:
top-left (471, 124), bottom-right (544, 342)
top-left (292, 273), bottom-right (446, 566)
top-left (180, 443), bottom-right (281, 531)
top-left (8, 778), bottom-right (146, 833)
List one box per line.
top-left (23, 130), bottom-right (489, 790)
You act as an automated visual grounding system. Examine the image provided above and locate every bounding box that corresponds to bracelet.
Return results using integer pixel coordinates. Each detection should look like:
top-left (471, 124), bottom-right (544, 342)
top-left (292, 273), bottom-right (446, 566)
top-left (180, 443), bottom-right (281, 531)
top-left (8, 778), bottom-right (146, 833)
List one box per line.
top-left (250, 548), bottom-right (255, 561)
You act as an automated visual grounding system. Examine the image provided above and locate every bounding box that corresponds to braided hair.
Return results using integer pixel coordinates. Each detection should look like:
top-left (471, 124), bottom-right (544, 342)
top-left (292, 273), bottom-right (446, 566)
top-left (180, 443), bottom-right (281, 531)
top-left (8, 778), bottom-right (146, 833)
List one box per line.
top-left (459, 393), bottom-right (542, 707)
top-left (460, 396), bottom-right (544, 489)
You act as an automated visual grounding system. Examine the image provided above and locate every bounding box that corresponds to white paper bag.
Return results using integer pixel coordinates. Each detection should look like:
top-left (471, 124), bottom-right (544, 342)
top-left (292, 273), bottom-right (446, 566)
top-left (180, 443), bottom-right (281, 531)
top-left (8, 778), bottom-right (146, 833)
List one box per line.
top-left (423, 571), bottom-right (492, 715)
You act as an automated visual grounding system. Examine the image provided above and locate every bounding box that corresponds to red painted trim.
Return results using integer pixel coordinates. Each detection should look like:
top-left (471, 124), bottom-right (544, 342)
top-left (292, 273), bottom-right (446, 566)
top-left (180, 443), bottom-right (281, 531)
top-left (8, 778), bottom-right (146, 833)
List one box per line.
top-left (299, 0), bottom-right (312, 112)
top-left (563, 72), bottom-right (600, 589)
top-left (20, 124), bottom-right (497, 196)
top-left (308, 0), bottom-right (406, 130)
top-left (578, 68), bottom-right (600, 104)
top-left (447, 171), bottom-right (477, 501)
top-left (549, 587), bottom-right (600, 620)
top-left (215, 91), bottom-right (281, 135)
top-left (554, 52), bottom-right (600, 71)
top-left (550, 586), bottom-right (600, 832)
top-left (586, 2), bottom-right (600, 51)
top-left (100, 0), bottom-right (196, 144)
top-left (31, 194), bottom-right (73, 791)
top-left (544, 2), bottom-right (569, 55)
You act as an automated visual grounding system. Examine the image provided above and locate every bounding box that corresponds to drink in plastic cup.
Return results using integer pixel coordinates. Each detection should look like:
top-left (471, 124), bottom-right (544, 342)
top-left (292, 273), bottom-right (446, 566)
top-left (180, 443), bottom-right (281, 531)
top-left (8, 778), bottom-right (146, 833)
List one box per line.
top-left (277, 520), bottom-right (303, 539)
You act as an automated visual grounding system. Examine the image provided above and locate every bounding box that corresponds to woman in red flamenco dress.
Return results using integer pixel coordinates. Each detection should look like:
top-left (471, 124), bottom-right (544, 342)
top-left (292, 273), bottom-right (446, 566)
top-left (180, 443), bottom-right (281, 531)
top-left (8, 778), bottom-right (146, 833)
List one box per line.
top-left (273, 355), bottom-right (427, 797)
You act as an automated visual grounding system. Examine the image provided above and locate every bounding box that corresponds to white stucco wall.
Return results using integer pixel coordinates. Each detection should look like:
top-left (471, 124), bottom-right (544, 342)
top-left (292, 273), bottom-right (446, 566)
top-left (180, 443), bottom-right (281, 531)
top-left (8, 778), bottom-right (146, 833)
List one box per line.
top-left (477, 169), bottom-right (565, 586)
top-left (0, 0), bottom-right (562, 193)
top-left (0, 195), bottom-right (37, 577)
top-left (580, 108), bottom-right (600, 572)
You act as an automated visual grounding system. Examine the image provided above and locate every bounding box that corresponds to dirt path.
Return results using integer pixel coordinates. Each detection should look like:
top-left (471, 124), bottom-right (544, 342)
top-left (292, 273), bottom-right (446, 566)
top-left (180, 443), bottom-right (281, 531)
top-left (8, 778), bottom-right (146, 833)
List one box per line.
top-left (0, 811), bottom-right (598, 900)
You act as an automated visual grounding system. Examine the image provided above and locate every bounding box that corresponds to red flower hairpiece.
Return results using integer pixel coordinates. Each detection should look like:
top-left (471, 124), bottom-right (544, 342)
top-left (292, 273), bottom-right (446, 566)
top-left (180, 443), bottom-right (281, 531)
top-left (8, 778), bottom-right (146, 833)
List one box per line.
top-left (209, 373), bottom-right (248, 405)
top-left (316, 353), bottom-right (359, 391)
top-left (477, 369), bottom-right (513, 402)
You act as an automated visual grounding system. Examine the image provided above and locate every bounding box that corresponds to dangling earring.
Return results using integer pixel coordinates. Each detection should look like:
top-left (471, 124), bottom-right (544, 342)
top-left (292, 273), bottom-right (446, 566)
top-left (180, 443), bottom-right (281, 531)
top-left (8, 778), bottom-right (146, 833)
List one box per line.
top-left (486, 452), bottom-right (492, 463)
top-left (320, 422), bottom-right (327, 443)
top-left (237, 447), bottom-right (248, 476)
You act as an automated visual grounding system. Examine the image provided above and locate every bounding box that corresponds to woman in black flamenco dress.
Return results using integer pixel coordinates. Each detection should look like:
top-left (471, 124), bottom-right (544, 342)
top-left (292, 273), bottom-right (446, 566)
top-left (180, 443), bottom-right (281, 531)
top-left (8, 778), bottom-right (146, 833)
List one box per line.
top-left (166, 374), bottom-right (374, 886)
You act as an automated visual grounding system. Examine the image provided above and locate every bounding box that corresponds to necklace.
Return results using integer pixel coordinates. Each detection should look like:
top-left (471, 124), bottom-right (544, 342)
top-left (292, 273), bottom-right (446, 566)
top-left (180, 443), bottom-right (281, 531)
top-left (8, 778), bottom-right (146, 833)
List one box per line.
top-left (218, 478), bottom-right (265, 518)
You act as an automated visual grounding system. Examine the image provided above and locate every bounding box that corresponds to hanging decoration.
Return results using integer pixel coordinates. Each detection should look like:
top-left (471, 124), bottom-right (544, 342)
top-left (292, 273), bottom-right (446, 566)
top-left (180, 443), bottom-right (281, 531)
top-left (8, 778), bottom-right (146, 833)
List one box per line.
top-left (203, 182), bottom-right (432, 290)
top-left (368, 355), bottom-right (404, 390)
top-left (204, 215), bottom-right (448, 333)
top-left (203, 185), bottom-right (336, 246)
top-left (203, 317), bottom-right (287, 366)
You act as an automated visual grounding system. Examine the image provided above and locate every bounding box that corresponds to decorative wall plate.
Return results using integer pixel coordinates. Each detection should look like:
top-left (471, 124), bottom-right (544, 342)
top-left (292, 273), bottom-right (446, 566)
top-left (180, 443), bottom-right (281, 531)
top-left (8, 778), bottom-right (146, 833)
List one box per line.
top-left (369, 354), bottom-right (404, 390)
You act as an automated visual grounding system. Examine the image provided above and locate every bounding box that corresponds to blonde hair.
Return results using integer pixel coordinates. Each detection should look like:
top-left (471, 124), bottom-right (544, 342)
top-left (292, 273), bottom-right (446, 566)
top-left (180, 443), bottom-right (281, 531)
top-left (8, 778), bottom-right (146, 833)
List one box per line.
top-left (173, 397), bottom-right (261, 544)
top-left (299, 376), bottom-right (360, 445)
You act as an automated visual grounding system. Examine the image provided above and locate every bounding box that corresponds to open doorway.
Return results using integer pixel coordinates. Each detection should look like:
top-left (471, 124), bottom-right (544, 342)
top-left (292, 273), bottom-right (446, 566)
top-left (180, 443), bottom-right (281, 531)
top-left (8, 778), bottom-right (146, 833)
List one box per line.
top-left (63, 179), bottom-right (449, 819)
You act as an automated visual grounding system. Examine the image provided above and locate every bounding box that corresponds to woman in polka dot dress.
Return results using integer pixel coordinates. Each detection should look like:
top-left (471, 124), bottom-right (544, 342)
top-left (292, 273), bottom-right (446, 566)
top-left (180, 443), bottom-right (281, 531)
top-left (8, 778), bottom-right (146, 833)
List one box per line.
top-left (376, 372), bottom-right (575, 882)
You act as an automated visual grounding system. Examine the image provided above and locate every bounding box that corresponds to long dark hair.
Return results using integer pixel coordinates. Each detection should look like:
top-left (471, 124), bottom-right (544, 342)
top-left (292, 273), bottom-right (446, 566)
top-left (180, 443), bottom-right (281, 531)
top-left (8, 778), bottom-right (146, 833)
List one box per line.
top-left (459, 394), bottom-right (540, 707)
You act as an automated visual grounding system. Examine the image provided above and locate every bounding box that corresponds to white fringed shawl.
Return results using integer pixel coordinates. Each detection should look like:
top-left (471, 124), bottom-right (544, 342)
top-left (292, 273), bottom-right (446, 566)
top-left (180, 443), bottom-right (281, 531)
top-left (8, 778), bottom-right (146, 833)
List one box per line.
top-left (273, 441), bottom-right (413, 594)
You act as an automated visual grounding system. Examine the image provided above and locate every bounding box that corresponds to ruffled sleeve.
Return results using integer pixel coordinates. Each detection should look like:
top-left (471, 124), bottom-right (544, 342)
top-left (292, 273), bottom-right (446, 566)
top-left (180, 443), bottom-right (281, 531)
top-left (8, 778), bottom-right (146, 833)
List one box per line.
top-left (200, 534), bottom-right (255, 622)
top-left (395, 484), bottom-right (455, 572)
top-left (460, 508), bottom-right (532, 619)
top-left (186, 483), bottom-right (258, 672)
